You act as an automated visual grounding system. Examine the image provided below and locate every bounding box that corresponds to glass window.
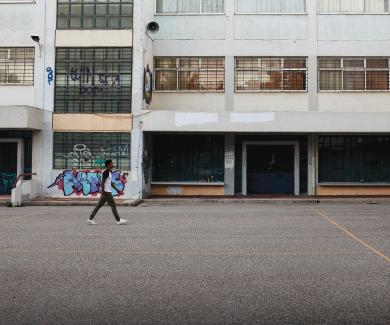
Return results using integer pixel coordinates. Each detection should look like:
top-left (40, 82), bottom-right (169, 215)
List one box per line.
top-left (154, 57), bottom-right (225, 92)
top-left (152, 134), bottom-right (224, 183)
top-left (53, 132), bottom-right (131, 169)
top-left (156, 0), bottom-right (224, 13)
top-left (319, 0), bottom-right (389, 13)
top-left (318, 57), bottom-right (390, 91)
top-left (235, 57), bottom-right (307, 92)
top-left (55, 48), bottom-right (132, 113)
top-left (0, 48), bottom-right (34, 85)
top-left (57, 0), bottom-right (133, 30)
top-left (237, 0), bottom-right (306, 13)
top-left (319, 136), bottom-right (390, 183)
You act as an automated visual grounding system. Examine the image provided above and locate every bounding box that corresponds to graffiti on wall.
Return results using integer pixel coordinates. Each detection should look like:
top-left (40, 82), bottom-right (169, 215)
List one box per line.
top-left (70, 65), bottom-right (120, 96)
top-left (63, 144), bottom-right (129, 169)
top-left (48, 170), bottom-right (128, 197)
top-left (46, 67), bottom-right (54, 85)
top-left (0, 173), bottom-right (17, 195)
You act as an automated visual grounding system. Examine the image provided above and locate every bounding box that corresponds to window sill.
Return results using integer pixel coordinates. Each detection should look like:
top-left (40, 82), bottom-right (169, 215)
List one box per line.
top-left (152, 182), bottom-right (224, 186)
top-left (317, 13), bottom-right (389, 15)
top-left (154, 91), bottom-right (225, 94)
top-left (318, 182), bottom-right (390, 187)
top-left (235, 13), bottom-right (307, 15)
top-left (154, 13), bottom-right (225, 16)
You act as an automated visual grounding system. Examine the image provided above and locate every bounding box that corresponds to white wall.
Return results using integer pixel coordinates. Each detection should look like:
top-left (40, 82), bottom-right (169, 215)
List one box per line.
top-left (149, 1), bottom-right (390, 115)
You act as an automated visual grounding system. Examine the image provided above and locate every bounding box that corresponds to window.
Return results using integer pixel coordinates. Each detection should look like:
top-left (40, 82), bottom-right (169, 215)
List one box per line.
top-left (0, 48), bottom-right (34, 85)
top-left (319, 136), bottom-right (390, 183)
top-left (156, 0), bottom-right (224, 14)
top-left (57, 0), bottom-right (133, 29)
top-left (152, 134), bottom-right (224, 183)
top-left (236, 0), bottom-right (306, 13)
top-left (53, 132), bottom-right (131, 169)
top-left (319, 0), bottom-right (389, 13)
top-left (235, 57), bottom-right (307, 92)
top-left (154, 57), bottom-right (225, 92)
top-left (318, 57), bottom-right (390, 91)
top-left (55, 48), bottom-right (132, 113)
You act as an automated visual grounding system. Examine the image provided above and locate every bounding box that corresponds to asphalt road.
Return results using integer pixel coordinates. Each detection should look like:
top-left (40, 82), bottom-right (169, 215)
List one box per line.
top-left (0, 203), bottom-right (389, 325)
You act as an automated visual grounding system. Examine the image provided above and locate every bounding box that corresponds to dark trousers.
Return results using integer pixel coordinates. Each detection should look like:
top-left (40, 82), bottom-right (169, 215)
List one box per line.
top-left (89, 191), bottom-right (120, 222)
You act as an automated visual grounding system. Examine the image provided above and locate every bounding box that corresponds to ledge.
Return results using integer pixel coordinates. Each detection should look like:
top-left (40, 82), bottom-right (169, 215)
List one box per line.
top-left (318, 183), bottom-right (390, 187)
top-left (151, 182), bottom-right (224, 186)
top-left (0, 105), bottom-right (43, 130)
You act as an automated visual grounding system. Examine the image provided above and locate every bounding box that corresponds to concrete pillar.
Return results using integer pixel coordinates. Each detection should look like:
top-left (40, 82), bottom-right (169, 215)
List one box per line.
top-left (224, 134), bottom-right (235, 196)
top-left (307, 134), bottom-right (318, 196)
top-left (307, 0), bottom-right (318, 112)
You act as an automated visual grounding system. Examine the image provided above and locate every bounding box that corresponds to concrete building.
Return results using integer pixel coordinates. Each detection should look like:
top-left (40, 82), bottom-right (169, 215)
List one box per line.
top-left (1, 0), bottom-right (390, 200)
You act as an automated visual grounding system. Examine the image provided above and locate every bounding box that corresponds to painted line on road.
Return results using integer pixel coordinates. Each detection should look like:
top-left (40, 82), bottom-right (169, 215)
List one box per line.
top-left (0, 249), bottom-right (373, 257)
top-left (311, 207), bottom-right (390, 263)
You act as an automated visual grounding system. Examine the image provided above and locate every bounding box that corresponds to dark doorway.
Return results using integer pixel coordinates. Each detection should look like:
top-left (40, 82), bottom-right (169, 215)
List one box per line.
top-left (247, 145), bottom-right (295, 195)
top-left (0, 142), bottom-right (17, 195)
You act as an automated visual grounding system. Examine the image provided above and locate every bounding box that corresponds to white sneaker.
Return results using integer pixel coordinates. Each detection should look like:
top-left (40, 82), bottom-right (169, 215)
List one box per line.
top-left (117, 219), bottom-right (128, 225)
top-left (87, 219), bottom-right (98, 225)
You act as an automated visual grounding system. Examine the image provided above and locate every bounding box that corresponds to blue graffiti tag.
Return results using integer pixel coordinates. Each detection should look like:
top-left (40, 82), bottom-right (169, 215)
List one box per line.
top-left (46, 67), bottom-right (54, 85)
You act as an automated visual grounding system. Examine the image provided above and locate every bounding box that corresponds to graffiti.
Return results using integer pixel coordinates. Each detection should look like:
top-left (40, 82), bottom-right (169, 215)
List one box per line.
top-left (48, 170), bottom-right (128, 197)
top-left (0, 173), bottom-right (17, 195)
top-left (63, 144), bottom-right (129, 169)
top-left (69, 65), bottom-right (120, 97)
top-left (143, 65), bottom-right (153, 105)
top-left (46, 67), bottom-right (54, 85)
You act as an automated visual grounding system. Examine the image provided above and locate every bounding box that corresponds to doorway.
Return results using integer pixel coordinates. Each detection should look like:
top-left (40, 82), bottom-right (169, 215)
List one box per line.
top-left (0, 142), bottom-right (18, 194)
top-left (242, 141), bottom-right (300, 196)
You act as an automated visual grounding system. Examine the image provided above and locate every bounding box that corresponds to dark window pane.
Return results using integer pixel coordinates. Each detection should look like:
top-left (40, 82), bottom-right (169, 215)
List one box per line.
top-left (366, 71), bottom-right (389, 90)
top-left (152, 135), bottom-right (224, 183)
top-left (343, 71), bottom-right (365, 90)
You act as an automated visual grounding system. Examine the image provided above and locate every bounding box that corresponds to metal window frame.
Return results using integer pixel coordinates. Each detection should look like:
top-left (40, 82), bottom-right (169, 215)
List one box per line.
top-left (54, 47), bottom-right (132, 113)
top-left (52, 132), bottom-right (131, 170)
top-left (155, 0), bottom-right (225, 15)
top-left (234, 57), bottom-right (308, 93)
top-left (56, 0), bottom-right (133, 30)
top-left (235, 0), bottom-right (307, 14)
top-left (317, 0), bottom-right (390, 14)
top-left (0, 47), bottom-right (35, 86)
top-left (318, 57), bottom-right (390, 92)
top-left (154, 57), bottom-right (225, 93)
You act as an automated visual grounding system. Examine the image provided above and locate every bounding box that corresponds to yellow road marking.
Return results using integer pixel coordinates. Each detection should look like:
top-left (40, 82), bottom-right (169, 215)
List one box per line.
top-left (0, 249), bottom-right (372, 256)
top-left (311, 207), bottom-right (390, 263)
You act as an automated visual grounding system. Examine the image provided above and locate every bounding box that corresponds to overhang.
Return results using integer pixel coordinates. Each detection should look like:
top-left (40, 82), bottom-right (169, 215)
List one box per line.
top-left (0, 106), bottom-right (43, 130)
top-left (141, 111), bottom-right (390, 133)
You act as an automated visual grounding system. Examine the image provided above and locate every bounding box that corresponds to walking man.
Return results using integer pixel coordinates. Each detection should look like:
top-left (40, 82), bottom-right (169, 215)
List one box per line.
top-left (87, 159), bottom-right (128, 225)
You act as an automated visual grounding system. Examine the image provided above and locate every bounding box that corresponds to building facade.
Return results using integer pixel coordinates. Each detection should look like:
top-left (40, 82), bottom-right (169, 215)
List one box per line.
top-left (1, 0), bottom-right (390, 199)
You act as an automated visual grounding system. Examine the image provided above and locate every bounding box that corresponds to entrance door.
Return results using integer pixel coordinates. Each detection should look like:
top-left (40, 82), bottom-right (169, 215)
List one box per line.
top-left (0, 143), bottom-right (18, 194)
top-left (246, 145), bottom-right (295, 195)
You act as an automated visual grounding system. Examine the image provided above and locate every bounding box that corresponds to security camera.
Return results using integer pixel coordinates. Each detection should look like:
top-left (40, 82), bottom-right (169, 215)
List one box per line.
top-left (31, 35), bottom-right (40, 43)
top-left (146, 22), bottom-right (159, 34)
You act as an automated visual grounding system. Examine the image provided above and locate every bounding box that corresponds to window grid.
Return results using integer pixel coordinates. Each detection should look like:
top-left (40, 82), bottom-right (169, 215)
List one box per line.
top-left (318, 136), bottom-right (390, 183)
top-left (154, 57), bottom-right (225, 92)
top-left (318, 57), bottom-right (390, 92)
top-left (0, 48), bottom-right (34, 85)
top-left (318, 0), bottom-right (390, 13)
top-left (236, 0), bottom-right (306, 14)
top-left (57, 0), bottom-right (133, 30)
top-left (235, 57), bottom-right (308, 92)
top-left (55, 47), bottom-right (132, 113)
top-left (156, 0), bottom-right (224, 14)
top-left (152, 134), bottom-right (224, 183)
top-left (53, 132), bottom-right (131, 170)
